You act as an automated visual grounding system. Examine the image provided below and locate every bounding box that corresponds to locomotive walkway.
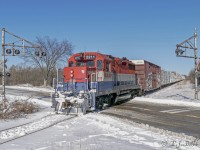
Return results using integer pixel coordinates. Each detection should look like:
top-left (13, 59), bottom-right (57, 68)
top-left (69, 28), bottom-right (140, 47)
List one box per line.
top-left (101, 100), bottom-right (200, 138)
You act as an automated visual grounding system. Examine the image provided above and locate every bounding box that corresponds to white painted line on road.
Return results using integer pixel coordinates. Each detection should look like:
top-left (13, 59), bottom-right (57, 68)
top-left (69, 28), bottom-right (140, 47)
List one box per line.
top-left (186, 115), bottom-right (200, 119)
top-left (160, 108), bottom-right (191, 114)
top-left (161, 107), bottom-right (200, 114)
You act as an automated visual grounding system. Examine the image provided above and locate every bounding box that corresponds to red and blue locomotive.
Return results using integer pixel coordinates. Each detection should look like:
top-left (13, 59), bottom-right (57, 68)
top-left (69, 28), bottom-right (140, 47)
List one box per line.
top-left (52, 52), bottom-right (140, 112)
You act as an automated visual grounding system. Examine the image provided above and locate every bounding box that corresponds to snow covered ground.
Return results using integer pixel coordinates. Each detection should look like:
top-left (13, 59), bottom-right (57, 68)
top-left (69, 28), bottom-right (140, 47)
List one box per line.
top-left (0, 80), bottom-right (200, 150)
top-left (138, 80), bottom-right (200, 107)
top-left (6, 84), bottom-right (54, 93)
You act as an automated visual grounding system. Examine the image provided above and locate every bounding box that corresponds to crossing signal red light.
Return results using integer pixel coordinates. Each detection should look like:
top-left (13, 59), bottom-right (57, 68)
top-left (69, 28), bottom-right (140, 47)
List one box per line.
top-left (6, 49), bottom-right (12, 54)
top-left (15, 49), bottom-right (20, 55)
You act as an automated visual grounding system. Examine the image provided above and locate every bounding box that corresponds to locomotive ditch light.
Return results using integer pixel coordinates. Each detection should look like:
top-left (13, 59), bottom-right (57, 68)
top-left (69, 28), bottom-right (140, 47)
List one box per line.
top-left (6, 49), bottom-right (12, 54)
top-left (70, 70), bottom-right (74, 78)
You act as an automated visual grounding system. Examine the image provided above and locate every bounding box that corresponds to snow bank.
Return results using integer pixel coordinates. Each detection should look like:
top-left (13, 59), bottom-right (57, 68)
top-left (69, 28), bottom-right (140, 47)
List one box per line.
top-left (133, 97), bottom-right (200, 108)
top-left (5, 85), bottom-right (54, 93)
top-left (131, 80), bottom-right (200, 107)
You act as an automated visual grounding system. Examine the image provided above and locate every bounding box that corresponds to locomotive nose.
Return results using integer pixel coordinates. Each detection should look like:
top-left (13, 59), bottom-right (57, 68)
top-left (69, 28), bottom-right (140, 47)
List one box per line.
top-left (64, 67), bottom-right (87, 82)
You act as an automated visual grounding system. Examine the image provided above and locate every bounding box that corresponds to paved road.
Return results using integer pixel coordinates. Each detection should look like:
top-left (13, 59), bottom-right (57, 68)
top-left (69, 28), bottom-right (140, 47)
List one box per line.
top-left (0, 87), bottom-right (52, 102)
top-left (101, 100), bottom-right (200, 138)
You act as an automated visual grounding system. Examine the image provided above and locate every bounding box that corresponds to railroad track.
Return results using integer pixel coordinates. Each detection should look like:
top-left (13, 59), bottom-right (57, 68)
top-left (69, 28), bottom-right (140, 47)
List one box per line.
top-left (0, 113), bottom-right (77, 145)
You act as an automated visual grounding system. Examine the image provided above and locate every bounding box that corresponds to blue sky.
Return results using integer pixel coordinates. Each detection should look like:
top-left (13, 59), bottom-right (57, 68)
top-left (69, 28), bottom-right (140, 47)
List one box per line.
top-left (0, 0), bottom-right (200, 75)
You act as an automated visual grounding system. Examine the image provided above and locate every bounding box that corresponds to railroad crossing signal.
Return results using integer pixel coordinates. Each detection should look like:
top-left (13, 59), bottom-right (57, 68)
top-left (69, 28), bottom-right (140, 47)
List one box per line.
top-left (35, 51), bottom-right (47, 58)
top-left (175, 31), bottom-right (198, 99)
top-left (195, 72), bottom-right (200, 78)
top-left (0, 72), bottom-right (11, 77)
top-left (5, 48), bottom-right (20, 56)
top-left (1, 28), bottom-right (47, 109)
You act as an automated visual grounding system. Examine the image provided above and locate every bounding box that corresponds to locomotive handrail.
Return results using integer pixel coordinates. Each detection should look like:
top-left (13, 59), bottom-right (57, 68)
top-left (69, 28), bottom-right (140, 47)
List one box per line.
top-left (90, 73), bottom-right (96, 82)
top-left (90, 73), bottom-right (98, 90)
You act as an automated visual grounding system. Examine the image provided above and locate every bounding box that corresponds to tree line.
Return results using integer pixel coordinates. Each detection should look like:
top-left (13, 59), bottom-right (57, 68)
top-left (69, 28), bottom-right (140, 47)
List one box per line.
top-left (2, 36), bottom-right (72, 87)
top-left (6, 65), bottom-right (62, 86)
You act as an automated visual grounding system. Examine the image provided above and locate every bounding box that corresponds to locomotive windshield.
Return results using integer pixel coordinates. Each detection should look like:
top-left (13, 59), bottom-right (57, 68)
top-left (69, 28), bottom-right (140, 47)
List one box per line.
top-left (97, 60), bottom-right (103, 70)
top-left (86, 61), bottom-right (95, 67)
top-left (69, 61), bottom-right (74, 67)
top-left (75, 60), bottom-right (95, 67)
top-left (76, 62), bottom-right (84, 66)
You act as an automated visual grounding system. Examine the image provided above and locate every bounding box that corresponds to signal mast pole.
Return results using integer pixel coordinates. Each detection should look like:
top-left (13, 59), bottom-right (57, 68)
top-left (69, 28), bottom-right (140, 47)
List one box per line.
top-left (194, 31), bottom-right (198, 99)
top-left (175, 31), bottom-right (198, 99)
top-left (1, 28), bottom-right (43, 109)
top-left (1, 28), bottom-right (6, 107)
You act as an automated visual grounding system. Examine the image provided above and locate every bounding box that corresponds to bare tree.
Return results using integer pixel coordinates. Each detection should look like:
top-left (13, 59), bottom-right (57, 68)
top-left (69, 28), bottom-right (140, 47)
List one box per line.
top-left (24, 37), bottom-right (73, 86)
top-left (7, 65), bottom-right (56, 86)
top-left (188, 69), bottom-right (195, 84)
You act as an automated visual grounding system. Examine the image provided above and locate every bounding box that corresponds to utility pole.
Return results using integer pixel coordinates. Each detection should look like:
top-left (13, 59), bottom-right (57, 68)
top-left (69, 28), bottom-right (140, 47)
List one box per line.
top-left (1, 28), bottom-right (46, 109)
top-left (175, 31), bottom-right (198, 99)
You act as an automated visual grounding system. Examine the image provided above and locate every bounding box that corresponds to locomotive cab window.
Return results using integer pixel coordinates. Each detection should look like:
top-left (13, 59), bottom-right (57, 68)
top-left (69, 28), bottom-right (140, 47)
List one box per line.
top-left (76, 62), bottom-right (84, 67)
top-left (97, 60), bottom-right (103, 70)
top-left (69, 61), bottom-right (74, 67)
top-left (128, 64), bottom-right (135, 70)
top-left (106, 61), bottom-right (110, 72)
top-left (86, 60), bottom-right (95, 67)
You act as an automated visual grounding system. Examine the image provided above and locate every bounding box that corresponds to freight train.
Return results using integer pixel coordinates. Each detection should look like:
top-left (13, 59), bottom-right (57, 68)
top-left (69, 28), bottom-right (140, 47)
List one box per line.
top-left (51, 52), bottom-right (184, 114)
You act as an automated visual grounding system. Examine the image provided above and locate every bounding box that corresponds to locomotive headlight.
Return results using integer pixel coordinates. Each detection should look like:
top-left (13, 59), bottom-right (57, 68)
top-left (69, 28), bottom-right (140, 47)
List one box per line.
top-left (70, 70), bottom-right (74, 78)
